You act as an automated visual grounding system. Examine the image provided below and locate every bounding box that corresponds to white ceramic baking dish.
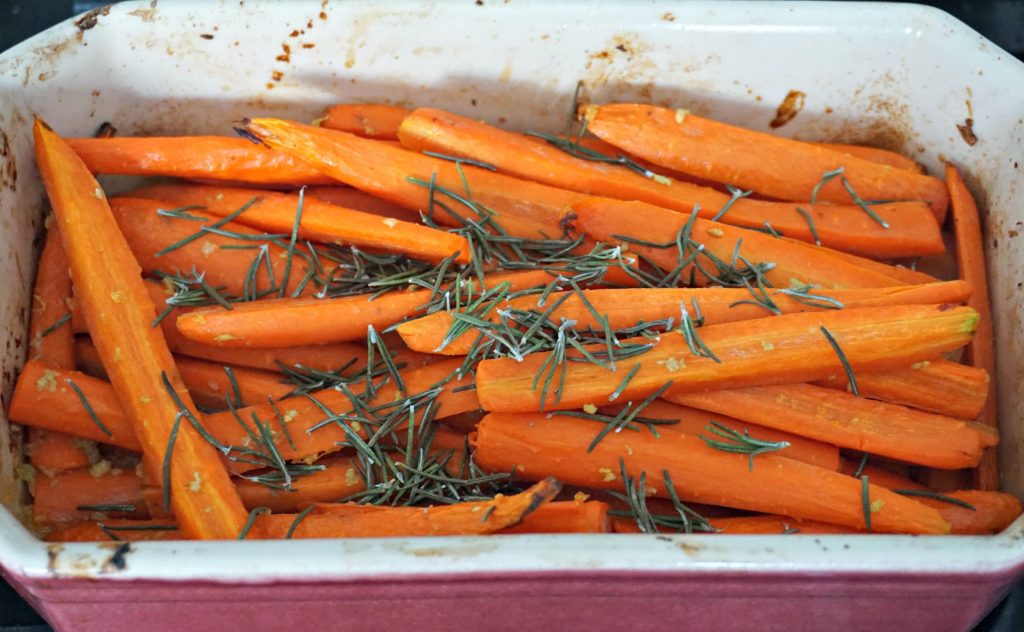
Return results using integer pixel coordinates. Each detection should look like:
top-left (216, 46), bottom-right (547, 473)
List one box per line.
top-left (0, 2), bottom-right (1022, 631)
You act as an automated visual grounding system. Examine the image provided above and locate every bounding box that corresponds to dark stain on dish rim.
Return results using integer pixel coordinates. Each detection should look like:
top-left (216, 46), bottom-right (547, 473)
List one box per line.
top-left (957, 118), bottom-right (978, 146)
top-left (75, 5), bottom-right (112, 31)
top-left (770, 90), bottom-right (806, 129)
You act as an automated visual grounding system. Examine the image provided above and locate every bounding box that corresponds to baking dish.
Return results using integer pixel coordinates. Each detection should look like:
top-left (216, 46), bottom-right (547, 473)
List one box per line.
top-left (1, 2), bottom-right (1022, 630)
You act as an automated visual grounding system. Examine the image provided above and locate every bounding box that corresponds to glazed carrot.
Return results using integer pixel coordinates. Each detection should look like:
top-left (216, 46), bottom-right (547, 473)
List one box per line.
top-left (319, 103), bottom-right (410, 139)
top-left (669, 382), bottom-right (996, 469)
top-left (397, 282), bottom-right (971, 355)
top-left (582, 104), bottom-right (949, 220)
top-left (242, 118), bottom-right (587, 240)
top-left (816, 358), bottom-right (990, 420)
top-left (235, 456), bottom-right (366, 513)
top-left (708, 515), bottom-right (859, 535)
top-left (570, 198), bottom-right (905, 289)
top-left (305, 186), bottom-right (424, 223)
top-left (475, 304), bottom-right (978, 413)
top-left (35, 120), bottom-right (248, 539)
top-left (837, 461), bottom-right (925, 491)
top-left (250, 477), bottom-right (561, 539)
top-left (473, 413), bottom-right (949, 534)
top-left (947, 164), bottom-right (999, 490)
top-left (800, 239), bottom-right (940, 285)
top-left (25, 432), bottom-right (95, 473)
top-left (816, 143), bottom-right (923, 173)
top-left (33, 467), bottom-right (147, 525)
top-left (122, 184), bottom-right (471, 265)
top-left (501, 500), bottom-right (612, 534)
top-left (46, 519), bottom-right (181, 542)
top-left (398, 108), bottom-right (943, 258)
top-left (176, 269), bottom-right (559, 348)
top-left (67, 136), bottom-right (335, 185)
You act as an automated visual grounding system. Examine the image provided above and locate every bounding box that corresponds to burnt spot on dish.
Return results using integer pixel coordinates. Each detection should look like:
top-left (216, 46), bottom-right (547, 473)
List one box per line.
top-left (770, 90), bottom-right (806, 129)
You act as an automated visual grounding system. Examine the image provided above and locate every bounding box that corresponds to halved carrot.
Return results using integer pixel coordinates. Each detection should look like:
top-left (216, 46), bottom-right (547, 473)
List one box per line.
top-left (25, 432), bottom-right (95, 473)
top-left (669, 382), bottom-right (995, 469)
top-left (570, 198), bottom-right (904, 289)
top-left (475, 304), bottom-right (978, 413)
top-left (947, 163), bottom-right (999, 490)
top-left (35, 120), bottom-right (248, 539)
top-left (801, 240), bottom-right (940, 285)
top-left (582, 104), bottom-right (949, 220)
top-left (610, 513), bottom-right (858, 535)
top-left (175, 269), bottom-right (559, 348)
top-left (122, 183), bottom-right (471, 265)
top-left (500, 500), bottom-right (612, 534)
top-left (46, 519), bottom-right (181, 542)
top-left (319, 103), bottom-right (410, 139)
top-left (67, 136), bottom-right (335, 185)
top-left (816, 143), bottom-right (923, 173)
top-left (473, 412), bottom-right (948, 534)
top-left (397, 282), bottom-right (971, 355)
top-left (33, 466), bottom-right (147, 526)
top-left (398, 108), bottom-right (943, 258)
top-left (305, 186), bottom-right (425, 223)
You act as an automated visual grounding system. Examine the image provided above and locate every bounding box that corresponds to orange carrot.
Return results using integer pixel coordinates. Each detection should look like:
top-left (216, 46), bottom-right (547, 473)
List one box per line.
top-left (242, 118), bottom-right (587, 240)
top-left (32, 466), bottom-right (147, 525)
top-left (800, 240), bottom-right (940, 285)
top-left (946, 164), bottom-right (998, 490)
top-left (709, 515), bottom-right (860, 535)
top-left (816, 143), bottom-right (923, 173)
top-left (25, 432), bottom-right (95, 473)
top-left (67, 136), bottom-right (335, 185)
top-left (816, 358), bottom-right (990, 420)
top-left (397, 282), bottom-right (971, 355)
top-left (582, 104), bottom-right (949, 220)
top-left (35, 120), bottom-right (248, 539)
top-left (475, 304), bottom-right (978, 413)
top-left (319, 103), bottom-right (410, 139)
top-left (305, 186), bottom-right (425, 223)
top-left (669, 382), bottom-right (996, 469)
top-left (500, 500), bottom-right (612, 534)
top-left (473, 412), bottom-right (948, 534)
top-left (122, 184), bottom-right (471, 265)
top-left (46, 519), bottom-right (181, 542)
top-left (570, 198), bottom-right (905, 289)
top-left (175, 269), bottom-right (558, 348)
top-left (398, 108), bottom-right (943, 258)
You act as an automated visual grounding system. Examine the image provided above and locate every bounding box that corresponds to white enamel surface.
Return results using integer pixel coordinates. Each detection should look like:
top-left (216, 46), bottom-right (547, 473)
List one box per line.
top-left (1, 0), bottom-right (1023, 583)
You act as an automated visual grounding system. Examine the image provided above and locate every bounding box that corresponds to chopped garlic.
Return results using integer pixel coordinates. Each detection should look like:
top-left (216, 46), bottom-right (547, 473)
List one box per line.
top-left (582, 403), bottom-right (598, 414)
top-left (599, 467), bottom-right (616, 482)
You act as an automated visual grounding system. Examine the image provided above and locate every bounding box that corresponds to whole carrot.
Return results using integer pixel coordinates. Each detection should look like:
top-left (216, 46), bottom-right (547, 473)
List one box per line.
top-left (319, 103), bottom-right (410, 139)
top-left (582, 104), bottom-right (949, 220)
top-left (473, 413), bottom-right (949, 534)
top-left (35, 120), bottom-right (248, 539)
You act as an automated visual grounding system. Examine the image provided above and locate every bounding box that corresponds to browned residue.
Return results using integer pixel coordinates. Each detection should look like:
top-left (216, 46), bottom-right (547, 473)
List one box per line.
top-left (957, 118), bottom-right (978, 146)
top-left (276, 43), bottom-right (291, 63)
top-left (769, 90), bottom-right (806, 128)
top-left (75, 5), bottom-right (111, 31)
top-left (271, 70), bottom-right (284, 82)
top-left (0, 128), bottom-right (16, 192)
top-left (128, 0), bottom-right (158, 22)
top-left (199, 33), bottom-right (214, 40)
top-left (662, 12), bottom-right (676, 22)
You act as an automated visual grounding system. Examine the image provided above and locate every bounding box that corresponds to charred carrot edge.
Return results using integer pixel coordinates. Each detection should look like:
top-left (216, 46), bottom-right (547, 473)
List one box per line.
top-left (475, 304), bottom-right (978, 413)
top-left (34, 120), bottom-right (248, 539)
top-left (67, 136), bottom-right (336, 185)
top-left (397, 282), bottom-right (971, 355)
top-left (946, 164), bottom-right (999, 491)
top-left (175, 269), bottom-right (559, 348)
top-left (32, 467), bottom-right (147, 526)
top-left (500, 500), bottom-right (612, 534)
top-left (45, 519), bottom-right (182, 542)
top-left (582, 104), bottom-right (949, 220)
top-left (669, 382), bottom-right (995, 469)
top-left (319, 103), bottom-right (411, 139)
top-left (398, 108), bottom-right (943, 258)
top-left (815, 143), bottom-right (923, 173)
top-left (122, 184), bottom-right (472, 265)
top-left (570, 198), bottom-right (905, 289)
top-left (816, 358), bottom-right (990, 420)
top-left (473, 413), bottom-right (949, 534)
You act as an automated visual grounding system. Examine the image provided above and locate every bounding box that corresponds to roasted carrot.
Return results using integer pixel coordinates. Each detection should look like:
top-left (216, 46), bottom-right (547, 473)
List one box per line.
top-left (32, 466), bottom-right (147, 526)
top-left (500, 500), bottom-right (612, 534)
top-left (25, 432), bottom-right (95, 473)
top-left (570, 198), bottom-right (905, 289)
top-left (709, 515), bottom-right (860, 535)
top-left (67, 136), bottom-right (335, 185)
top-left (398, 108), bottom-right (943, 258)
top-left (122, 184), bottom-right (471, 265)
top-left (475, 304), bottom-right (978, 413)
top-left (46, 519), bottom-right (181, 542)
top-left (947, 164), bottom-right (999, 491)
top-left (800, 239), bottom-right (940, 285)
top-left (35, 120), bottom-right (248, 539)
top-left (669, 382), bottom-right (996, 469)
top-left (176, 269), bottom-right (559, 348)
top-left (816, 358), bottom-right (990, 420)
top-left (305, 186), bottom-right (425, 223)
top-left (582, 104), bottom-right (949, 220)
top-left (473, 413), bottom-right (949, 534)
top-left (319, 103), bottom-right (410, 139)
top-left (816, 143), bottom-right (923, 173)
top-left (397, 282), bottom-right (971, 355)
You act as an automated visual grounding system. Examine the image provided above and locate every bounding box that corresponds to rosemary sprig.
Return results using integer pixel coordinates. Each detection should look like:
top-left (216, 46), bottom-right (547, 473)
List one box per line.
top-left (841, 176), bottom-right (890, 229)
top-left (698, 421), bottom-right (790, 471)
top-left (77, 504), bottom-right (136, 513)
top-left (795, 207), bottom-right (821, 246)
top-left (607, 459), bottom-right (715, 534)
top-left (860, 475), bottom-right (873, 531)
top-left (820, 325), bottom-right (859, 396)
top-left (810, 167), bottom-right (846, 204)
top-left (237, 506), bottom-right (271, 539)
top-left (285, 505), bottom-right (317, 539)
top-left (39, 312), bottom-right (71, 338)
top-left (678, 299), bottom-right (720, 363)
top-left (65, 379), bottom-right (114, 438)
top-left (422, 150), bottom-right (498, 171)
top-left (710, 185), bottom-right (753, 222)
top-left (852, 452), bottom-right (870, 479)
top-left (893, 489), bottom-right (977, 511)
top-left (162, 412), bottom-right (183, 512)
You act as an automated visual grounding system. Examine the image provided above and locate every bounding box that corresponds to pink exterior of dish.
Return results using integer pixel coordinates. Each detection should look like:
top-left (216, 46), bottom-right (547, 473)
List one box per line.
top-left (1, 2), bottom-right (1023, 631)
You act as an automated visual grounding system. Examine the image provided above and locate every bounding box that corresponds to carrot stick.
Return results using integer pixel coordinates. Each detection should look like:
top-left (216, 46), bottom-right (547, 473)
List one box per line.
top-left (32, 466), bottom-right (147, 526)
top-left (668, 382), bottom-right (996, 469)
top-left (176, 269), bottom-right (558, 348)
top-left (709, 515), bottom-right (860, 535)
top-left (475, 304), bottom-right (978, 413)
top-left (46, 519), bottom-right (181, 542)
top-left (241, 118), bottom-right (586, 240)
top-left (816, 358), bottom-right (990, 420)
top-left (397, 281), bottom-right (971, 355)
top-left (630, 400), bottom-right (839, 471)
top-left (815, 143), bottom-right (923, 173)
top-left (582, 104), bottom-right (949, 220)
top-left (570, 198), bottom-right (905, 289)
top-left (249, 477), bottom-right (561, 539)
top-left (34, 120), bottom-right (248, 539)
top-left (946, 164), bottom-right (999, 491)
top-left (67, 136), bottom-right (335, 185)
top-left (25, 432), bottom-right (95, 474)
top-left (799, 239), bottom-right (940, 285)
top-left (319, 103), bottom-right (410, 139)
top-left (398, 108), bottom-right (943, 258)
top-left (305, 186), bottom-right (425, 223)
top-left (121, 184), bottom-right (471, 265)
top-left (500, 500), bottom-right (612, 534)
top-left (473, 413), bottom-right (949, 534)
